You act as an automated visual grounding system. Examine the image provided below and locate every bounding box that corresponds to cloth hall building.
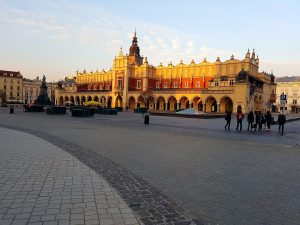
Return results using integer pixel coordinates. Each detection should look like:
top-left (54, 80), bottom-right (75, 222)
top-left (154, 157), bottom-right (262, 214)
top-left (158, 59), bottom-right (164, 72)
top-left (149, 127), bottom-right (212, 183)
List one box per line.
top-left (56, 32), bottom-right (276, 113)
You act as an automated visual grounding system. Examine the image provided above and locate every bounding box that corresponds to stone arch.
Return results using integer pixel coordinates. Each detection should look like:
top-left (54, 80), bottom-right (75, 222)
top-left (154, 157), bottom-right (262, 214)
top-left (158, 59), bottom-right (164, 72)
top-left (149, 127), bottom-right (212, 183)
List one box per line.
top-left (100, 96), bottom-right (106, 107)
top-left (64, 96), bottom-right (69, 103)
top-left (75, 96), bottom-right (80, 105)
top-left (128, 96), bottom-right (136, 110)
top-left (59, 96), bottom-right (63, 105)
top-left (156, 96), bottom-right (166, 111)
top-left (179, 96), bottom-right (189, 109)
top-left (205, 96), bottom-right (217, 112)
top-left (107, 96), bottom-right (112, 108)
top-left (81, 96), bottom-right (86, 105)
top-left (220, 96), bottom-right (233, 113)
top-left (137, 95), bottom-right (145, 108)
top-left (115, 95), bottom-right (122, 107)
top-left (93, 96), bottom-right (99, 102)
top-left (192, 96), bottom-right (203, 111)
top-left (70, 96), bottom-right (75, 104)
top-left (147, 96), bottom-right (155, 110)
top-left (167, 96), bottom-right (177, 111)
top-left (87, 96), bottom-right (92, 101)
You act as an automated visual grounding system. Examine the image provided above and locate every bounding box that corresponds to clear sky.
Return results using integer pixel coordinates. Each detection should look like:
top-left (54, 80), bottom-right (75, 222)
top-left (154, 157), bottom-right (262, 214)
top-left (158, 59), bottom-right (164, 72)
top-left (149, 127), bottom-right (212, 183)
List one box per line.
top-left (1, 0), bottom-right (299, 81)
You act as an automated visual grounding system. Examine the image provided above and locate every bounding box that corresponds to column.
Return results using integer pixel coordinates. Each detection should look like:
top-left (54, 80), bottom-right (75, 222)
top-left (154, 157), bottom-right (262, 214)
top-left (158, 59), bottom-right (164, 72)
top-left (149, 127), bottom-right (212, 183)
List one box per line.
top-left (177, 101), bottom-right (180, 111)
top-left (165, 103), bottom-right (168, 111)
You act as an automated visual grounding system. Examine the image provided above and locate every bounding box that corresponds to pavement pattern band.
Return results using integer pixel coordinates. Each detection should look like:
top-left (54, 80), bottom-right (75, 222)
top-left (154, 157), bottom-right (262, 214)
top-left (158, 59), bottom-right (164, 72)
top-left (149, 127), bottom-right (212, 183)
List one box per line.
top-left (0, 124), bottom-right (206, 225)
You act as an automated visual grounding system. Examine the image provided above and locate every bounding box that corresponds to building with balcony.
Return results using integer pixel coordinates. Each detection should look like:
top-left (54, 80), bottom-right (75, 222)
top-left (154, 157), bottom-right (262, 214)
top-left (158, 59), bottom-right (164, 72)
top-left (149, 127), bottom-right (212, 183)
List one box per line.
top-left (275, 76), bottom-right (300, 113)
top-left (55, 32), bottom-right (276, 113)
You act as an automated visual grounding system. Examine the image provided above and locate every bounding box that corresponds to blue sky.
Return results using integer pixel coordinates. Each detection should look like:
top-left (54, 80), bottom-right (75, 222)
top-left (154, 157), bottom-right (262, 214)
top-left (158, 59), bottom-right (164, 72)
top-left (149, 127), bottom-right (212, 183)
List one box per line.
top-left (0, 0), bottom-right (299, 81)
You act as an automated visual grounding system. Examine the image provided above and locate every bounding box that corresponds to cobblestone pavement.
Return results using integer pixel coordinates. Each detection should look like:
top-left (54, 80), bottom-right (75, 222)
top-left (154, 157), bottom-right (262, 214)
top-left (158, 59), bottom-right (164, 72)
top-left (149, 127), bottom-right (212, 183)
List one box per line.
top-left (1, 108), bottom-right (300, 225)
top-left (0, 127), bottom-right (142, 225)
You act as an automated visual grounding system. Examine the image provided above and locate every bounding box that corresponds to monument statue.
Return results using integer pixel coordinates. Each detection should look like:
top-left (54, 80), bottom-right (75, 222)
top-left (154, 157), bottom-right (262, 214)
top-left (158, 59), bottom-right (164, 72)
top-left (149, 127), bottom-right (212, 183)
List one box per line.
top-left (34, 75), bottom-right (51, 105)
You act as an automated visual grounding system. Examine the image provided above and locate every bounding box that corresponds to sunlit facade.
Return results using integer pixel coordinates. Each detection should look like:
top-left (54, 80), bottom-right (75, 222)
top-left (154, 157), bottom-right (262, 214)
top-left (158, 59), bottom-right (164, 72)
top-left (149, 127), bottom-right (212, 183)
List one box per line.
top-left (56, 32), bottom-right (276, 113)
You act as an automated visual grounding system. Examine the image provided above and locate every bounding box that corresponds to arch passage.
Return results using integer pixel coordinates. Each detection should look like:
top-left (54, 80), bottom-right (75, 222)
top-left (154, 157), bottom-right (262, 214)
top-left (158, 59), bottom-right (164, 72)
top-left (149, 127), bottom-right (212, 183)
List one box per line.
top-left (206, 96), bottom-right (217, 112)
top-left (192, 96), bottom-right (203, 111)
top-left (107, 96), bottom-right (112, 108)
top-left (220, 96), bottom-right (233, 113)
top-left (179, 96), bottom-right (189, 109)
top-left (87, 96), bottom-right (92, 101)
top-left (93, 96), bottom-right (99, 102)
top-left (156, 96), bottom-right (165, 111)
top-left (64, 96), bottom-right (69, 103)
top-left (128, 97), bottom-right (136, 110)
top-left (115, 95), bottom-right (122, 107)
top-left (137, 95), bottom-right (145, 108)
top-left (147, 96), bottom-right (155, 110)
top-left (81, 96), bottom-right (86, 105)
top-left (168, 96), bottom-right (177, 111)
top-left (100, 96), bottom-right (106, 107)
top-left (75, 96), bottom-right (80, 105)
top-left (59, 96), bottom-right (64, 105)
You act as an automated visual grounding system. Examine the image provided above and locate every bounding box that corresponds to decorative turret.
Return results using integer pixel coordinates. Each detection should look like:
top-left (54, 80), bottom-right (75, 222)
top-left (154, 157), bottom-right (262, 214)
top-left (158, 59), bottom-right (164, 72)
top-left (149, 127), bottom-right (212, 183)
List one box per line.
top-left (255, 55), bottom-right (259, 65)
top-left (128, 30), bottom-right (143, 66)
top-left (180, 59), bottom-right (183, 64)
top-left (251, 49), bottom-right (255, 60)
top-left (203, 57), bottom-right (207, 63)
top-left (230, 54), bottom-right (234, 60)
top-left (216, 57), bottom-right (220, 62)
top-left (144, 57), bottom-right (148, 64)
top-left (118, 46), bottom-right (124, 57)
top-left (245, 49), bottom-right (250, 59)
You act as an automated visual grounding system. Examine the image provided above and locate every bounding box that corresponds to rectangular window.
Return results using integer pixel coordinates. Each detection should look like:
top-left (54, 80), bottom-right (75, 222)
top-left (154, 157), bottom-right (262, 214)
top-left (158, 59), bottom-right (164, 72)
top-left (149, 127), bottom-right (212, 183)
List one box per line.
top-left (196, 82), bottom-right (200, 88)
top-left (10, 73), bottom-right (13, 77)
top-left (10, 92), bottom-right (13, 97)
top-left (17, 92), bottom-right (20, 97)
top-left (137, 80), bottom-right (141, 89)
top-left (17, 86), bottom-right (20, 90)
top-left (4, 85), bottom-right (6, 89)
top-left (185, 81), bottom-right (189, 88)
top-left (156, 82), bottom-right (160, 88)
top-left (293, 100), bottom-right (297, 104)
top-left (174, 82), bottom-right (178, 88)
top-left (99, 85), bottom-right (103, 90)
top-left (214, 80), bottom-right (219, 86)
top-left (105, 85), bottom-right (110, 90)
top-left (229, 80), bottom-right (234, 86)
top-left (164, 82), bottom-right (168, 88)
top-left (10, 85), bottom-right (13, 90)
top-left (3, 73), bottom-right (7, 76)
top-left (117, 76), bottom-right (123, 89)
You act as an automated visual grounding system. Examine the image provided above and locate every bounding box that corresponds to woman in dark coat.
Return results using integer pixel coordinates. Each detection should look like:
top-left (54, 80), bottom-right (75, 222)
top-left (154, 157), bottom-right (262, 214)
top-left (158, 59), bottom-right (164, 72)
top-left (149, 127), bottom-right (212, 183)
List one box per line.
top-left (265, 111), bottom-right (272, 130)
top-left (247, 111), bottom-right (254, 131)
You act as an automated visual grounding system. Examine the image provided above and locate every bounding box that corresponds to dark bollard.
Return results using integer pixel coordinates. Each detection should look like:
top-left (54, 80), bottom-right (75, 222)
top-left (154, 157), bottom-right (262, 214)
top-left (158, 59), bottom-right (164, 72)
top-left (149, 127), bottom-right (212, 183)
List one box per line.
top-left (144, 115), bottom-right (149, 124)
top-left (9, 106), bottom-right (14, 114)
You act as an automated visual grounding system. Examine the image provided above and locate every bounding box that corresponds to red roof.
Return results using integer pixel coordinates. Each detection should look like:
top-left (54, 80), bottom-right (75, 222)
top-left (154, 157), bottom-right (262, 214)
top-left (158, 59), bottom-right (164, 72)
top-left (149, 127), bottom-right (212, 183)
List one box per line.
top-left (0, 70), bottom-right (23, 78)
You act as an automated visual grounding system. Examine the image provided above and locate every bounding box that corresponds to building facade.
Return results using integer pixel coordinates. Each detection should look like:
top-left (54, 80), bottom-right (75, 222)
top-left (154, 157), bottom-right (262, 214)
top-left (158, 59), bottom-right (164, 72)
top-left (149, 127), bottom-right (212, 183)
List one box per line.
top-left (275, 76), bottom-right (300, 113)
top-left (23, 76), bottom-right (56, 104)
top-left (56, 32), bottom-right (276, 113)
top-left (0, 70), bottom-right (23, 104)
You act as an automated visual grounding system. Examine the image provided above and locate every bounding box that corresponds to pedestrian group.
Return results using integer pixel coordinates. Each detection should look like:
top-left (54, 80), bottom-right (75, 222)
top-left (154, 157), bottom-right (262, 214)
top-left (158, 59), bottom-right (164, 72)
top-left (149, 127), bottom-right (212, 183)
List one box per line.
top-left (224, 110), bottom-right (286, 132)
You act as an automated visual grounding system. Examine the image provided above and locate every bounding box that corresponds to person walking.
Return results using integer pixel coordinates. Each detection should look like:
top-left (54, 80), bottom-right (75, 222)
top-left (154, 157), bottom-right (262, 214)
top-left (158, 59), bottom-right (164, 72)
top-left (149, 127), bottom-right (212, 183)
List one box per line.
top-left (236, 110), bottom-right (244, 131)
top-left (278, 113), bottom-right (286, 136)
top-left (247, 111), bottom-right (254, 131)
top-left (224, 111), bottom-right (231, 130)
top-left (256, 112), bottom-right (263, 131)
top-left (265, 111), bottom-right (272, 130)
